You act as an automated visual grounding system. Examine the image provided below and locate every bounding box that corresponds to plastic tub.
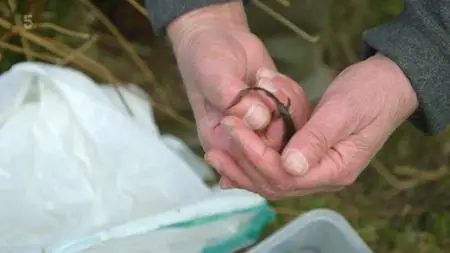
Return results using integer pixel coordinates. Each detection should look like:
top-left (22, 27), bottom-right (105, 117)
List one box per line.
top-left (248, 209), bottom-right (373, 253)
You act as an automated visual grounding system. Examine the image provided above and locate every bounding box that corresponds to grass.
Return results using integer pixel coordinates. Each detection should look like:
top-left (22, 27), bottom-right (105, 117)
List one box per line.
top-left (1, 0), bottom-right (449, 252)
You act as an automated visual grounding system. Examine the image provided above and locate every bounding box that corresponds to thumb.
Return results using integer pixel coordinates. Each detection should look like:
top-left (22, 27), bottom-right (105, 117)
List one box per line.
top-left (199, 70), bottom-right (273, 130)
top-left (281, 101), bottom-right (359, 176)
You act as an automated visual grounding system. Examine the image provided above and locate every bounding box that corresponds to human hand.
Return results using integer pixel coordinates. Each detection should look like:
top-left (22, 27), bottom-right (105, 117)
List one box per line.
top-left (206, 53), bottom-right (419, 199)
top-left (167, 1), bottom-right (309, 154)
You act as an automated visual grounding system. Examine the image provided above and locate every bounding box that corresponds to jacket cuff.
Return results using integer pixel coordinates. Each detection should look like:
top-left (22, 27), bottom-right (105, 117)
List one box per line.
top-left (145, 0), bottom-right (248, 36)
top-left (362, 9), bottom-right (450, 135)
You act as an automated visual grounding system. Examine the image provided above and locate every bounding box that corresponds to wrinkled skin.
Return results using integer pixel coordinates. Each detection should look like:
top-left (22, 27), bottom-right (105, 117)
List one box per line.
top-left (168, 2), bottom-right (309, 158)
top-left (207, 54), bottom-right (418, 199)
top-left (168, 1), bottom-right (419, 199)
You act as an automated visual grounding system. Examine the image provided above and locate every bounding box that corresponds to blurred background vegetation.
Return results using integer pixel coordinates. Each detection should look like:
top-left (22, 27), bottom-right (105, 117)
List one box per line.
top-left (1, 0), bottom-right (449, 252)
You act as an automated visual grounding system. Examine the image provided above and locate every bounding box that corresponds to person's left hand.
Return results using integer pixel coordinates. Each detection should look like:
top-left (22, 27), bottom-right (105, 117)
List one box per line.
top-left (205, 53), bottom-right (419, 199)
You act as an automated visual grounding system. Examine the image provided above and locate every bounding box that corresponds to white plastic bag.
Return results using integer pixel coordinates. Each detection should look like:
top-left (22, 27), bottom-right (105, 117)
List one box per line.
top-left (0, 62), bottom-right (274, 253)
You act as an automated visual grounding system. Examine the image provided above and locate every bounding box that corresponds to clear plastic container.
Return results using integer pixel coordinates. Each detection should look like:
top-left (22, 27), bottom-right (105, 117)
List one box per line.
top-left (248, 209), bottom-right (373, 253)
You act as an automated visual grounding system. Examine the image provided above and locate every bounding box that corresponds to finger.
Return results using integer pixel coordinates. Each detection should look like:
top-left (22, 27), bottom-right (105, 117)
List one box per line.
top-left (198, 71), bottom-right (272, 130)
top-left (195, 102), bottom-right (230, 152)
top-left (218, 176), bottom-right (262, 196)
top-left (205, 149), bottom-right (256, 190)
top-left (221, 116), bottom-right (295, 191)
top-left (218, 176), bottom-right (236, 189)
top-left (255, 68), bottom-right (310, 129)
top-left (220, 117), bottom-right (277, 190)
top-left (290, 126), bottom-right (382, 189)
top-left (187, 36), bottom-right (272, 131)
top-left (220, 116), bottom-right (347, 197)
top-left (195, 38), bottom-right (278, 131)
top-left (254, 68), bottom-right (310, 149)
top-left (242, 38), bottom-right (277, 85)
top-left (281, 98), bottom-right (359, 176)
top-left (182, 33), bottom-right (276, 131)
top-left (219, 113), bottom-right (352, 194)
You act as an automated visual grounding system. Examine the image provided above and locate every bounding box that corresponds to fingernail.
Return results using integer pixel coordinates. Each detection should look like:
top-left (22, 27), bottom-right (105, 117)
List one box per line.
top-left (258, 77), bottom-right (278, 92)
top-left (257, 67), bottom-right (277, 80)
top-left (282, 149), bottom-right (309, 176)
top-left (244, 103), bottom-right (269, 129)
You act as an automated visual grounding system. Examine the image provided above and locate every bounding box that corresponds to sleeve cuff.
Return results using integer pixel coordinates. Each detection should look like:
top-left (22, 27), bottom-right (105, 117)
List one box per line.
top-left (145, 0), bottom-right (247, 36)
top-left (361, 12), bottom-right (450, 134)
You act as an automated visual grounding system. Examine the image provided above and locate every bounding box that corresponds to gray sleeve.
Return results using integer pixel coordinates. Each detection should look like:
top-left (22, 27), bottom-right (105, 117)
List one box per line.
top-left (362, 0), bottom-right (450, 135)
top-left (145, 0), bottom-right (237, 36)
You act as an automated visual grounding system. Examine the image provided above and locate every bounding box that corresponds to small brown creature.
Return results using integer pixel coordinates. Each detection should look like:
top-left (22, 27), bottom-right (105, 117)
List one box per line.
top-left (226, 87), bottom-right (295, 150)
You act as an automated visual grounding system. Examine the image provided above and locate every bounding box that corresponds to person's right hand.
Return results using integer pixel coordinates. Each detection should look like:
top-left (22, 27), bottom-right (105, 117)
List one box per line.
top-left (167, 1), bottom-right (310, 155)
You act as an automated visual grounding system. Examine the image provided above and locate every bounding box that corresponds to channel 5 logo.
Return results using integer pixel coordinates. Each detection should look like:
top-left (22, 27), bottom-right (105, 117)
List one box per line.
top-left (23, 0), bottom-right (43, 29)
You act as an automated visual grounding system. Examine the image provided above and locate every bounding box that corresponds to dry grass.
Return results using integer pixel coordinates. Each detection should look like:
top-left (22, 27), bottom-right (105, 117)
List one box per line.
top-left (0, 0), bottom-right (193, 128)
